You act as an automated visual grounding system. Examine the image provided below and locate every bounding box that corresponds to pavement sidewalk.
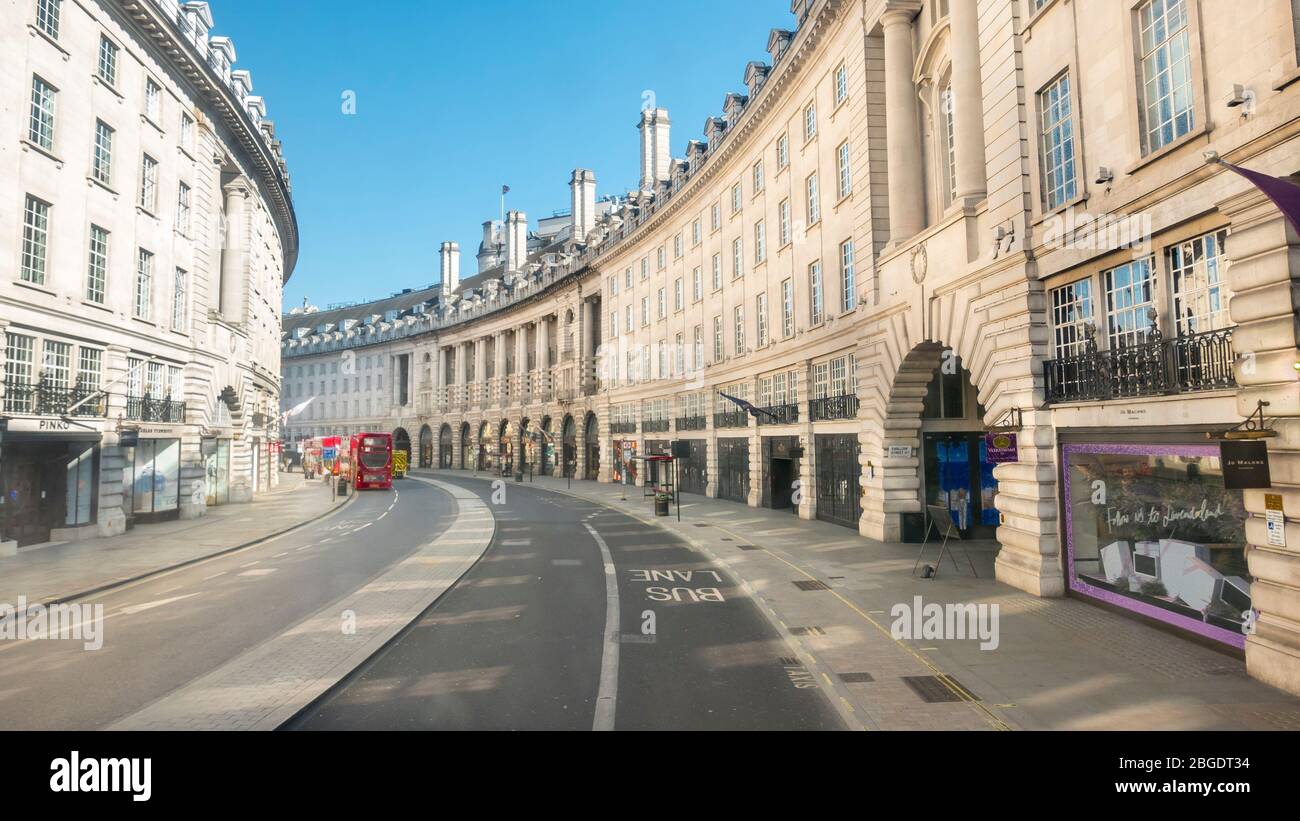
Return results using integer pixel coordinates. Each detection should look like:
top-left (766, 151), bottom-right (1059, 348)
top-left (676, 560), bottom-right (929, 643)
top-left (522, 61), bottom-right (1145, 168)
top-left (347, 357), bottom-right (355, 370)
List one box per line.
top-left (422, 468), bottom-right (1300, 730)
top-left (0, 473), bottom-right (353, 608)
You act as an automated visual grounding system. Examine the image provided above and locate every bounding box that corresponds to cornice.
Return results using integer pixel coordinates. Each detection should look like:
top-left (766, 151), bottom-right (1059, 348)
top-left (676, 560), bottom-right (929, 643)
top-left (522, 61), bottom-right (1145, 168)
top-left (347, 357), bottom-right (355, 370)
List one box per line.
top-left (587, 0), bottom-right (850, 272)
top-left (117, 0), bottom-right (299, 280)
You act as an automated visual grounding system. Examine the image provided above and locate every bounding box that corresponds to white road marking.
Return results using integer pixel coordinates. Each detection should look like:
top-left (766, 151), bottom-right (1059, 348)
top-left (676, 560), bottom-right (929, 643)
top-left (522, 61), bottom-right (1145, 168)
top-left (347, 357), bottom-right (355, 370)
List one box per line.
top-left (584, 522), bottom-right (620, 732)
top-left (203, 572), bottom-right (226, 581)
top-left (352, 523), bottom-right (372, 533)
top-left (119, 593), bottom-right (200, 615)
top-left (240, 561), bottom-right (261, 568)
top-left (238, 568), bottom-right (278, 578)
top-left (502, 539), bottom-right (531, 546)
top-left (551, 559), bottom-right (583, 567)
top-left (272, 552), bottom-right (289, 559)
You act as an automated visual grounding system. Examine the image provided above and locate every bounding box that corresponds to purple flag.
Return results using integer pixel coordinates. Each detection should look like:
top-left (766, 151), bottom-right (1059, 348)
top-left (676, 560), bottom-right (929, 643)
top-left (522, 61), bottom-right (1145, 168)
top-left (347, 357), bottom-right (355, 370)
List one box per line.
top-left (1219, 159), bottom-right (1300, 234)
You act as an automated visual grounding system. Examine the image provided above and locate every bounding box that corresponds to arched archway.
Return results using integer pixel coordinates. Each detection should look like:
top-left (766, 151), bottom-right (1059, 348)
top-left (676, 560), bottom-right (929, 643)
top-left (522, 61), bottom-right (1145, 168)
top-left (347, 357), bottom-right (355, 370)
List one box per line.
top-left (583, 412), bottom-right (600, 481)
top-left (419, 424), bottom-right (434, 469)
top-left (499, 420), bottom-right (513, 475)
top-left (438, 424), bottom-right (453, 469)
top-left (393, 427), bottom-right (412, 468)
top-left (459, 423), bottom-right (470, 470)
top-left (478, 421), bottom-right (494, 471)
top-left (561, 414), bottom-right (576, 479)
top-left (519, 417), bottom-right (532, 474)
top-left (539, 416), bottom-right (553, 475)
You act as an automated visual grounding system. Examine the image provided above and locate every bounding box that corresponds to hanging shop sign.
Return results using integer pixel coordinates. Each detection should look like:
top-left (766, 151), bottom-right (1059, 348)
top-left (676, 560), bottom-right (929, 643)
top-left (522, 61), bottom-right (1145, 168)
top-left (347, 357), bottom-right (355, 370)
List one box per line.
top-left (985, 432), bottom-right (1019, 464)
top-left (1220, 440), bottom-right (1271, 490)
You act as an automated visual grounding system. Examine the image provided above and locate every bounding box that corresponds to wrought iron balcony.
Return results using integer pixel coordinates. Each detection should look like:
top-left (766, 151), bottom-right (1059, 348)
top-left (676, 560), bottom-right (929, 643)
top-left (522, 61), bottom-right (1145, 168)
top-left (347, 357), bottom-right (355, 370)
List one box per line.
top-left (714, 410), bottom-right (749, 429)
top-left (1044, 327), bottom-right (1236, 404)
top-left (756, 403), bottom-right (799, 426)
top-left (675, 415), bottom-right (707, 431)
top-left (809, 394), bottom-right (859, 422)
top-left (3, 379), bottom-right (107, 417)
top-left (126, 394), bottom-right (185, 423)
top-left (610, 421), bottom-right (638, 434)
top-left (643, 418), bottom-right (670, 433)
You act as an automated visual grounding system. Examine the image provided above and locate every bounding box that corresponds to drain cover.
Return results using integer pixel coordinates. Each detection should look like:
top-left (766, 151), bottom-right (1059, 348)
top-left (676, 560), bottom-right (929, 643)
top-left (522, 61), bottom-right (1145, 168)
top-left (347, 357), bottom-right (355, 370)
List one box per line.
top-left (838, 672), bottom-right (875, 683)
top-left (902, 675), bottom-right (973, 703)
top-left (793, 579), bottom-right (831, 591)
top-left (736, 544), bottom-right (760, 551)
top-left (779, 657), bottom-right (801, 667)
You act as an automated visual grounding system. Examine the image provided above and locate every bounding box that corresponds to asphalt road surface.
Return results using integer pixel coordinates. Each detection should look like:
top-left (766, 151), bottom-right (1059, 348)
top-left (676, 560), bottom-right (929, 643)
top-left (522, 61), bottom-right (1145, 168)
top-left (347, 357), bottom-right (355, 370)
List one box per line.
top-left (291, 475), bottom-right (845, 730)
top-left (0, 478), bottom-right (453, 730)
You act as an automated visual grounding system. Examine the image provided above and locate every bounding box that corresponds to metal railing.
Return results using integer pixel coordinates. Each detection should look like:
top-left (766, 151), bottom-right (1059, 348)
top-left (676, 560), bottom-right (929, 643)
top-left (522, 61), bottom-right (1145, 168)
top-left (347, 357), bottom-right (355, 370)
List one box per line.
top-left (714, 410), bottom-right (749, 429)
top-left (1044, 328), bottom-right (1236, 404)
top-left (756, 403), bottom-right (799, 425)
top-left (675, 415), bottom-right (707, 431)
top-left (809, 394), bottom-right (859, 422)
top-left (610, 421), bottom-right (638, 434)
top-left (643, 418), bottom-right (670, 433)
top-left (2, 379), bottom-right (107, 417)
top-left (125, 394), bottom-right (185, 423)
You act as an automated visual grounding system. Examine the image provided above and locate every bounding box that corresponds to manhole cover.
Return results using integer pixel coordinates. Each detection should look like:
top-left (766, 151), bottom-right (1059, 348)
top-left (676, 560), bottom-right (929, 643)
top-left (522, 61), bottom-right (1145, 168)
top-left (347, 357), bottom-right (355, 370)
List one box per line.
top-left (793, 579), bottom-right (830, 591)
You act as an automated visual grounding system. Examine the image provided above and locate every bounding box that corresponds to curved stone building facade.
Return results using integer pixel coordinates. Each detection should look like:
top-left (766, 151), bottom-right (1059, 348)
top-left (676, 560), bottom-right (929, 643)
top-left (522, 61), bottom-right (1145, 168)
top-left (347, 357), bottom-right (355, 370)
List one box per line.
top-left (283, 0), bottom-right (1300, 693)
top-left (2, 0), bottom-right (297, 546)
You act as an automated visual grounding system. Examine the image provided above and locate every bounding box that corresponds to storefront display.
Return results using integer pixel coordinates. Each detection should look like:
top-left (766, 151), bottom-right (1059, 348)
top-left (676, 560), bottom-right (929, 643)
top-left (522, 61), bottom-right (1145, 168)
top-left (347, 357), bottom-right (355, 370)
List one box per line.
top-left (127, 438), bottom-right (180, 520)
top-left (204, 439), bottom-right (231, 506)
top-left (1063, 442), bottom-right (1254, 647)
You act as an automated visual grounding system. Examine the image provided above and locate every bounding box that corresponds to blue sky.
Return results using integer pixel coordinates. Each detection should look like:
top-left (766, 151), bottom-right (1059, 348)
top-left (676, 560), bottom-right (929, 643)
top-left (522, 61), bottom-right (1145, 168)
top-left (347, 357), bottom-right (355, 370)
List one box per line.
top-left (211, 0), bottom-right (787, 311)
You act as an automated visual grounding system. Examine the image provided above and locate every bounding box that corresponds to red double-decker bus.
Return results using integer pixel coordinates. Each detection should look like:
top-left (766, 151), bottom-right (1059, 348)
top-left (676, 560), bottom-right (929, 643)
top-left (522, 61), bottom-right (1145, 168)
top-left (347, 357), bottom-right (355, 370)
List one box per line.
top-left (349, 432), bottom-right (393, 490)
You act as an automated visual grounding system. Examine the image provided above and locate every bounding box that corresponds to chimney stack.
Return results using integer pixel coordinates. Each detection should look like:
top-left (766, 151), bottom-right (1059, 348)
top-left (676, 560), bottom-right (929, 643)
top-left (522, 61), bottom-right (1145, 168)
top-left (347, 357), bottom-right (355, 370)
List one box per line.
top-left (638, 108), bottom-right (672, 192)
top-left (504, 211), bottom-right (529, 272)
top-left (570, 169), bottom-right (597, 244)
top-left (439, 241), bottom-right (461, 297)
top-left (477, 220), bottom-right (501, 273)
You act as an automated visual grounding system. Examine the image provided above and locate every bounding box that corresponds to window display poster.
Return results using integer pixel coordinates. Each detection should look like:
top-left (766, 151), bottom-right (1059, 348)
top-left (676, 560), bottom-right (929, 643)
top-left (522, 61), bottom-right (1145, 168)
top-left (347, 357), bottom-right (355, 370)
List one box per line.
top-left (1063, 443), bottom-right (1254, 647)
top-left (132, 439), bottom-right (180, 514)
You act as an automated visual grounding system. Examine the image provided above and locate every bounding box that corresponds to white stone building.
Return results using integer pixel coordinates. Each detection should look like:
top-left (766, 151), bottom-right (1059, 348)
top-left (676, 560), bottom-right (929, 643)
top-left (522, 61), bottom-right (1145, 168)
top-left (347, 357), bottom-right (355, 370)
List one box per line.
top-left (284, 0), bottom-right (1300, 695)
top-left (1, 0), bottom-right (297, 549)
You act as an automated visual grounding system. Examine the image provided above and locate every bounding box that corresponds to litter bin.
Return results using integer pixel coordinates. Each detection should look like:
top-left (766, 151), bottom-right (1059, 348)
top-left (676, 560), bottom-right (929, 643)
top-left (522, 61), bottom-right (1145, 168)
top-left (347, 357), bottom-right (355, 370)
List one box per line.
top-left (336, 477), bottom-right (350, 496)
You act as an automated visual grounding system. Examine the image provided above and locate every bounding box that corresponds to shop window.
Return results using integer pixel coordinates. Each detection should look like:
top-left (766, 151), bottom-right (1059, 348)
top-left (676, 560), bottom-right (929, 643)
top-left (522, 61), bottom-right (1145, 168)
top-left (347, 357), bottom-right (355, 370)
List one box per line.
top-left (1063, 443), bottom-right (1252, 647)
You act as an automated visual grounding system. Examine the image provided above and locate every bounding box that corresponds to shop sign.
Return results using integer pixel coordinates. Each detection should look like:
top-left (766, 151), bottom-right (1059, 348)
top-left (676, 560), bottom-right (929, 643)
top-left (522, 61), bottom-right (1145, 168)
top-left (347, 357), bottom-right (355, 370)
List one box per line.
top-left (1220, 440), bottom-right (1271, 490)
top-left (1265, 494), bottom-right (1286, 548)
top-left (985, 432), bottom-right (1019, 464)
top-left (119, 431), bottom-right (140, 448)
top-left (6, 418), bottom-right (79, 433)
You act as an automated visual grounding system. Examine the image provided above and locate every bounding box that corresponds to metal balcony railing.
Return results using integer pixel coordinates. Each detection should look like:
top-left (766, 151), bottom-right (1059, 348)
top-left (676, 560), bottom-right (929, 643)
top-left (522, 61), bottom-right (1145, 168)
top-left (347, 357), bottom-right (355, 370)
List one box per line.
top-left (126, 394), bottom-right (185, 423)
top-left (809, 394), bottom-right (859, 422)
top-left (643, 418), bottom-right (670, 433)
top-left (756, 402), bottom-right (799, 425)
top-left (714, 410), bottom-right (749, 429)
top-left (1044, 327), bottom-right (1236, 404)
top-left (2, 379), bottom-right (107, 417)
top-left (675, 415), bottom-right (707, 431)
top-left (610, 421), bottom-right (638, 434)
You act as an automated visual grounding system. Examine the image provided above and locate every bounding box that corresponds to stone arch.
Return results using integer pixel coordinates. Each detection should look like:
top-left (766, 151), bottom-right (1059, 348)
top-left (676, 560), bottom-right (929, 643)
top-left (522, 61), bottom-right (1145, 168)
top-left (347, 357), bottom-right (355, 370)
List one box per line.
top-left (855, 279), bottom-right (1062, 597)
top-left (419, 424), bottom-right (434, 469)
top-left (561, 414), bottom-right (577, 479)
top-left (583, 411), bottom-right (600, 481)
top-left (478, 421), bottom-right (494, 471)
top-left (438, 424), bottom-right (453, 469)
top-left (392, 427), bottom-right (412, 465)
top-left (459, 422), bottom-right (471, 470)
top-left (539, 415), bottom-right (553, 474)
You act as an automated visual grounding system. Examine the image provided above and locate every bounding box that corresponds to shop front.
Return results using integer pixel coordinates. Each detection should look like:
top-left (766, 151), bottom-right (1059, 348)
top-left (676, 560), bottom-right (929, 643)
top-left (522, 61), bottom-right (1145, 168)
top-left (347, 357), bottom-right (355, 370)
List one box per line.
top-left (203, 437), bottom-right (232, 507)
top-left (124, 432), bottom-right (181, 525)
top-left (677, 440), bottom-right (707, 496)
top-left (0, 422), bottom-right (100, 547)
top-left (612, 439), bottom-right (638, 484)
top-left (1061, 438), bottom-right (1254, 649)
top-left (716, 438), bottom-right (749, 504)
top-left (762, 436), bottom-right (801, 512)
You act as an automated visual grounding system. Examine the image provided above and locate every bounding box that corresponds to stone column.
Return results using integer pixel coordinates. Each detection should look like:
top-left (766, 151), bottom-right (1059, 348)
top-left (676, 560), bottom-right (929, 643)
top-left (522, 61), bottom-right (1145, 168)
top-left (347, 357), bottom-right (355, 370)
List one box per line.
top-left (1221, 189), bottom-right (1300, 695)
top-left (96, 345), bottom-right (132, 538)
top-left (947, 0), bottom-right (987, 203)
top-left (882, 8), bottom-right (925, 243)
top-left (220, 181), bottom-right (249, 321)
top-left (494, 332), bottom-right (508, 406)
top-left (581, 299), bottom-right (596, 392)
top-left (454, 344), bottom-right (467, 407)
top-left (535, 316), bottom-right (550, 397)
top-left (516, 325), bottom-right (530, 402)
top-left (797, 362), bottom-right (816, 520)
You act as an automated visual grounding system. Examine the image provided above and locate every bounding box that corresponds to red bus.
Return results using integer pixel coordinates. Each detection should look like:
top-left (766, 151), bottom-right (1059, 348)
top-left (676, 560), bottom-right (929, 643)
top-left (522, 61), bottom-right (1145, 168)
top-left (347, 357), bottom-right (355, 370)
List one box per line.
top-left (349, 432), bottom-right (393, 490)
